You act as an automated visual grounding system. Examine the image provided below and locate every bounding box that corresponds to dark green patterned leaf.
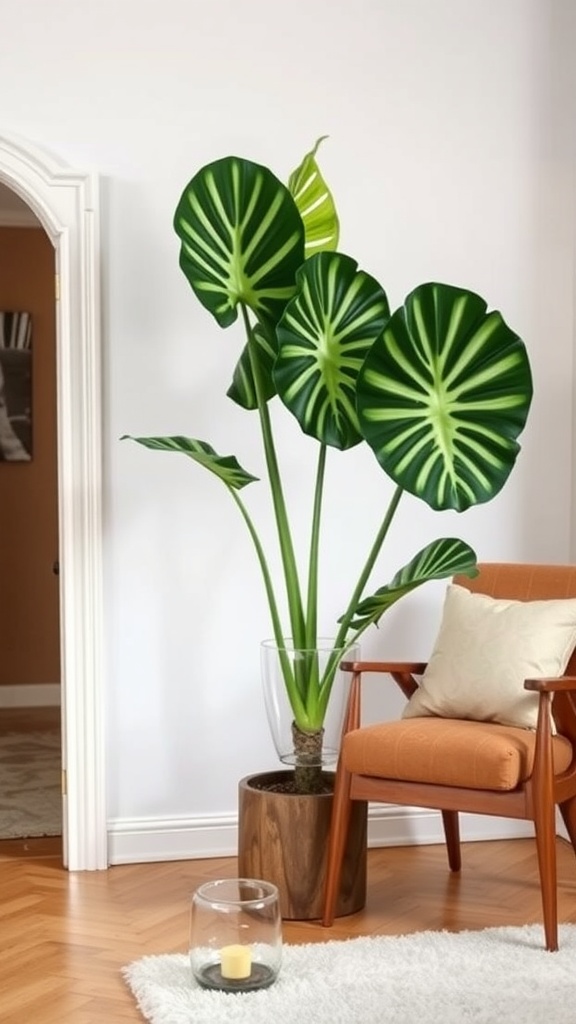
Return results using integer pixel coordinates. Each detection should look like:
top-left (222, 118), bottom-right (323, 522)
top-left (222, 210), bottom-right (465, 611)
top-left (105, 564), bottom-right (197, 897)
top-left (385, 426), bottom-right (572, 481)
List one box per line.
top-left (344, 538), bottom-right (478, 630)
top-left (275, 252), bottom-right (390, 449)
top-left (357, 282), bottom-right (533, 511)
top-left (174, 157), bottom-right (305, 329)
top-left (122, 435), bottom-right (258, 490)
top-left (227, 322), bottom-right (278, 410)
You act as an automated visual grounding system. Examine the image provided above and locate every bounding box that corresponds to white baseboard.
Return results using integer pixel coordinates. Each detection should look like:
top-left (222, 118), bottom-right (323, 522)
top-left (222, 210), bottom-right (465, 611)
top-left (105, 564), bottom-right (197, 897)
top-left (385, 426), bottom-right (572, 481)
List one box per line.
top-left (370, 805), bottom-right (535, 848)
top-left (556, 809), bottom-right (570, 842)
top-left (0, 684), bottom-right (61, 707)
top-left (107, 805), bottom-right (535, 866)
top-left (108, 813), bottom-right (239, 865)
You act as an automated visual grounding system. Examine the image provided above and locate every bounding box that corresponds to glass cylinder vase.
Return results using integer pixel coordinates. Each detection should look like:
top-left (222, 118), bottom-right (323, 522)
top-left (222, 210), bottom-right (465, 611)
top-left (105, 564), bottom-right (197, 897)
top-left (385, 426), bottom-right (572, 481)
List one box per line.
top-left (190, 878), bottom-right (282, 992)
top-left (261, 638), bottom-right (359, 767)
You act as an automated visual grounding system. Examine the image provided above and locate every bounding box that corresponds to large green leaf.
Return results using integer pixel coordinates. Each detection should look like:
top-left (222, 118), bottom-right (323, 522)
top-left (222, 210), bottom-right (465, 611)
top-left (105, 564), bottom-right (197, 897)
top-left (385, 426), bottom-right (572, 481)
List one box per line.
top-left (345, 538), bottom-right (478, 630)
top-left (288, 136), bottom-right (340, 256)
top-left (357, 282), bottom-right (533, 511)
top-left (174, 157), bottom-right (305, 329)
top-left (226, 141), bottom-right (340, 411)
top-left (122, 436), bottom-right (258, 490)
top-left (274, 252), bottom-right (390, 449)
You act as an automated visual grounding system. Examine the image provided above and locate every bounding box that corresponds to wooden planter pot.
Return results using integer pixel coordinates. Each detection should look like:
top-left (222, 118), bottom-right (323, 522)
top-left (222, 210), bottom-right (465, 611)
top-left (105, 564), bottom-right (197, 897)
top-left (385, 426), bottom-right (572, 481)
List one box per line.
top-left (237, 770), bottom-right (367, 921)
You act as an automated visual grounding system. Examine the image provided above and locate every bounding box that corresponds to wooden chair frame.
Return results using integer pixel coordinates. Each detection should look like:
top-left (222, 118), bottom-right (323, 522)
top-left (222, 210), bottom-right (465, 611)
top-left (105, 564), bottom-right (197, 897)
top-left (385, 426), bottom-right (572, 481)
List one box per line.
top-left (322, 564), bottom-right (576, 951)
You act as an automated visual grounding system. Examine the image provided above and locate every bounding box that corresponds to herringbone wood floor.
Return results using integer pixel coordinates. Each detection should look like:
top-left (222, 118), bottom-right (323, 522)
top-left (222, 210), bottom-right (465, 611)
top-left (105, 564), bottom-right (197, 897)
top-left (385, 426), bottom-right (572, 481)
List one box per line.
top-left (1, 835), bottom-right (576, 1022)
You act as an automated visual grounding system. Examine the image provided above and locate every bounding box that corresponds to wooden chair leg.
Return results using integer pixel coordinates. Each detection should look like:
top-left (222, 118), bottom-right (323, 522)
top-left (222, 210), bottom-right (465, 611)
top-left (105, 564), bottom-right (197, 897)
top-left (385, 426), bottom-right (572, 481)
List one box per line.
top-left (533, 809), bottom-right (558, 952)
top-left (322, 766), bottom-right (353, 927)
top-left (441, 810), bottom-right (461, 871)
top-left (532, 694), bottom-right (558, 951)
top-left (559, 796), bottom-right (576, 859)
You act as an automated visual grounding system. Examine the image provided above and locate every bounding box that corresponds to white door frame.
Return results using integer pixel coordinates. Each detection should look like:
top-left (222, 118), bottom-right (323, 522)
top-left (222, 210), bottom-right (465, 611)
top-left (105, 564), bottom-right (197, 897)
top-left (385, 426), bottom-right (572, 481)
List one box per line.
top-left (0, 131), bottom-right (106, 869)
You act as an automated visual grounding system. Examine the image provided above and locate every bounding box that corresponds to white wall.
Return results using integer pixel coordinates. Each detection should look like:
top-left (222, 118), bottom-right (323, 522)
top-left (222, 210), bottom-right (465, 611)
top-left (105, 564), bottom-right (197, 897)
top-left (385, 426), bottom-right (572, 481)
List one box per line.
top-left (0, 0), bottom-right (574, 860)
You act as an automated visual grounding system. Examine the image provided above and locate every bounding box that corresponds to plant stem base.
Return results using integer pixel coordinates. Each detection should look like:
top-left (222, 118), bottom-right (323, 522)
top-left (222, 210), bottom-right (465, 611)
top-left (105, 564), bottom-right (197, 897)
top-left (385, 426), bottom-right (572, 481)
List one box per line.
top-left (238, 770), bottom-right (367, 921)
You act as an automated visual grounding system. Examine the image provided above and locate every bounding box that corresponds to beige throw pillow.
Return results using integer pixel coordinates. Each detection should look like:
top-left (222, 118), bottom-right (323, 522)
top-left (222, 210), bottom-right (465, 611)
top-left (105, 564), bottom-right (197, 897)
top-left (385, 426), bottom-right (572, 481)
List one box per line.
top-left (402, 584), bottom-right (576, 730)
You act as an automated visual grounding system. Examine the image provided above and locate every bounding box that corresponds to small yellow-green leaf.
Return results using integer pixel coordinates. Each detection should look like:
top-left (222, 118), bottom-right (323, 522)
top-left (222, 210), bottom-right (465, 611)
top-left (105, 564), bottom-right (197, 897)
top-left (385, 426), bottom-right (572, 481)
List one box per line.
top-left (288, 136), bottom-right (340, 257)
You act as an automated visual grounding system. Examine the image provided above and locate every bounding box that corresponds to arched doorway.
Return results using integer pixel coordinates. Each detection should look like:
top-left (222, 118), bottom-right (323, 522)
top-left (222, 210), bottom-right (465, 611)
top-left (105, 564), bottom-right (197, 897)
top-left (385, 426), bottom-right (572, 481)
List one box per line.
top-left (0, 132), bottom-right (106, 869)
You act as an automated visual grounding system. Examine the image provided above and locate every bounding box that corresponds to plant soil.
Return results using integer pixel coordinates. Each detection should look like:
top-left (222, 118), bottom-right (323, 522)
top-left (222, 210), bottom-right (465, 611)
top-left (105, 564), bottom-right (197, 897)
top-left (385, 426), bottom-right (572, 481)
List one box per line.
top-left (248, 774), bottom-right (334, 796)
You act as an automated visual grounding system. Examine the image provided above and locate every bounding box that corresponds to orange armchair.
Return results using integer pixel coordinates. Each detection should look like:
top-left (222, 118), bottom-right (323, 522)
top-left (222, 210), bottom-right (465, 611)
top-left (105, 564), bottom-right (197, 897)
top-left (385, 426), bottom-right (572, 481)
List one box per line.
top-left (322, 563), bottom-right (576, 951)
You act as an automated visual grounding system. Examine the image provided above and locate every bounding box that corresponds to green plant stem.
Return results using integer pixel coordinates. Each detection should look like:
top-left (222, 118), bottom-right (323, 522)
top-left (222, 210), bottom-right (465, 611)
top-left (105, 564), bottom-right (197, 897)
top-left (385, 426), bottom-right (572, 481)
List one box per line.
top-left (227, 490), bottom-right (283, 647)
top-left (239, 305), bottom-right (313, 723)
top-left (228, 487), bottom-right (307, 723)
top-left (291, 443), bottom-right (328, 725)
top-left (305, 443), bottom-right (326, 649)
top-left (241, 305), bottom-right (306, 649)
top-left (314, 484), bottom-right (405, 722)
top-left (334, 483), bottom-right (404, 646)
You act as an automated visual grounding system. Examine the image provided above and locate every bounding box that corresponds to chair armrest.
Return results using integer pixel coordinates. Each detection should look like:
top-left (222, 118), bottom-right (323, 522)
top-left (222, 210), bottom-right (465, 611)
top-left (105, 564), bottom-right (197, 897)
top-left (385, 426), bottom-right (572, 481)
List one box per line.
top-left (339, 661), bottom-right (427, 731)
top-left (524, 677), bottom-right (576, 693)
top-left (340, 660), bottom-right (427, 675)
top-left (530, 683), bottom-right (562, 808)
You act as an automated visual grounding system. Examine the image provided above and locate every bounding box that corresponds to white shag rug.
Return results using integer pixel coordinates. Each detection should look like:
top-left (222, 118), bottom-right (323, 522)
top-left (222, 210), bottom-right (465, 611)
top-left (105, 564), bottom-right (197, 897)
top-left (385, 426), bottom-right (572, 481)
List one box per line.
top-left (0, 730), bottom-right (62, 839)
top-left (123, 923), bottom-right (576, 1024)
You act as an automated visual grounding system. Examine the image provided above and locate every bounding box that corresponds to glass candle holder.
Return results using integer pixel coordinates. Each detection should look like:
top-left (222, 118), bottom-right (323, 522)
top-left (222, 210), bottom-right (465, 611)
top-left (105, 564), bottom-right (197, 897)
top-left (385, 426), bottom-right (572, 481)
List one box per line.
top-left (190, 878), bottom-right (282, 992)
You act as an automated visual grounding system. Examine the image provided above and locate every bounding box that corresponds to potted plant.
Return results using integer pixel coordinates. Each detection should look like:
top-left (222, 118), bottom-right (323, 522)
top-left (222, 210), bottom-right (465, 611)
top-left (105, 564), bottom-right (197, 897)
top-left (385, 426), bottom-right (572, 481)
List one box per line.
top-left (124, 139), bottom-right (533, 918)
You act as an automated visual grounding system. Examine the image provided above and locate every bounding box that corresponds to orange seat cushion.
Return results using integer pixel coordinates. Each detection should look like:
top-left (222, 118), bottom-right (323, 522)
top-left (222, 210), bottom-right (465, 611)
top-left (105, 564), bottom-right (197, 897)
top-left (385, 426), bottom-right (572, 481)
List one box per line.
top-left (342, 718), bottom-right (573, 791)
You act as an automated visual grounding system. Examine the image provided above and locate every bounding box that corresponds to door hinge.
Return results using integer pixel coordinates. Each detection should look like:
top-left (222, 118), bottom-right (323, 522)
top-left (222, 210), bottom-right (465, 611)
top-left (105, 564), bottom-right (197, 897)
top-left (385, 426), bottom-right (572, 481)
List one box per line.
top-left (61, 768), bottom-right (67, 796)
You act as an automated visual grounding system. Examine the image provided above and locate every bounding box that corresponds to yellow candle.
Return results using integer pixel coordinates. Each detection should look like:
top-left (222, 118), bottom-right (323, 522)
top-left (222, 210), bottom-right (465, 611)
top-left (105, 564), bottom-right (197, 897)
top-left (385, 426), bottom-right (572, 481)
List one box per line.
top-left (220, 943), bottom-right (252, 980)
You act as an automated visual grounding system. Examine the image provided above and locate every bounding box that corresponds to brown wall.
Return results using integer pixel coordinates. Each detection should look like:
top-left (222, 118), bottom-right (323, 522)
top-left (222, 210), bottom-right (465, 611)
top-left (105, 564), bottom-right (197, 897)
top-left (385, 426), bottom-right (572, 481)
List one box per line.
top-left (0, 227), bottom-right (59, 685)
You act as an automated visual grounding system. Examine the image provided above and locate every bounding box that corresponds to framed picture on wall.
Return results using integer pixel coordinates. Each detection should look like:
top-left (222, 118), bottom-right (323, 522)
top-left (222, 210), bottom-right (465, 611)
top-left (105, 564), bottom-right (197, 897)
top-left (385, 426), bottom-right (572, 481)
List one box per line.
top-left (0, 311), bottom-right (33, 462)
